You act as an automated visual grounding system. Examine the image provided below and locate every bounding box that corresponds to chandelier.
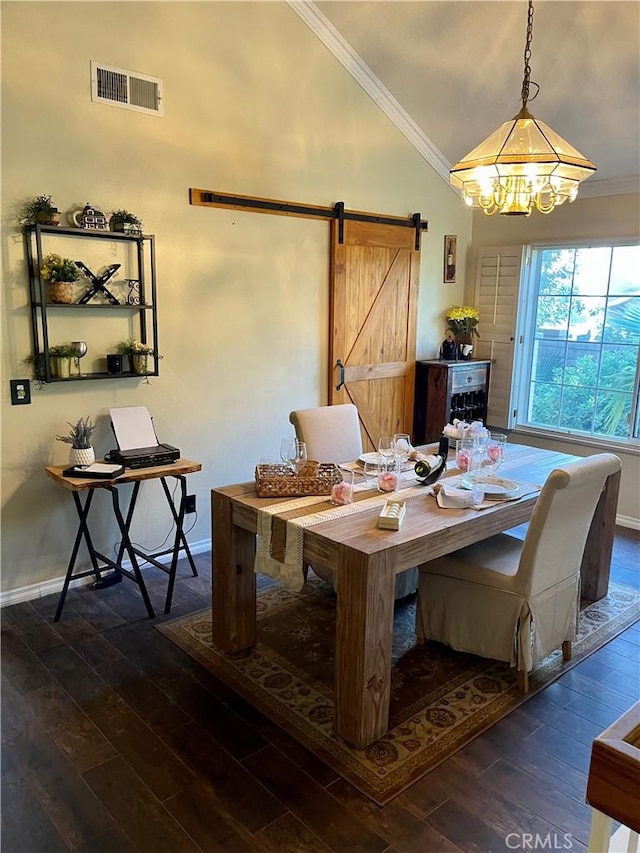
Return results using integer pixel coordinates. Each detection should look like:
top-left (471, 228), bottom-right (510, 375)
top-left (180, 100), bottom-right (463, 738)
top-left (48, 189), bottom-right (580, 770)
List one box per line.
top-left (449, 0), bottom-right (596, 216)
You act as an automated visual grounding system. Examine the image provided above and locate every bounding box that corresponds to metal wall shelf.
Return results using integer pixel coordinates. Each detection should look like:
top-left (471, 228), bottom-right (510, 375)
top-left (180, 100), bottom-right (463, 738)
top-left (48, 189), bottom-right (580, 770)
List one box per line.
top-left (25, 224), bottom-right (159, 383)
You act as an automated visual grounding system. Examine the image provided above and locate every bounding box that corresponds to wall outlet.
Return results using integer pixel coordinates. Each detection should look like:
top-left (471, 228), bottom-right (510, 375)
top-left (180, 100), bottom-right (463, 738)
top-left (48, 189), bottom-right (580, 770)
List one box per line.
top-left (185, 494), bottom-right (196, 514)
top-left (10, 379), bottom-right (31, 405)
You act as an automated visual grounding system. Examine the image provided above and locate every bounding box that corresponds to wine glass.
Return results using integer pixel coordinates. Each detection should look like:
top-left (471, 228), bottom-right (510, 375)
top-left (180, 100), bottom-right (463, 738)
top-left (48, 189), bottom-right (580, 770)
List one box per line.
top-left (288, 440), bottom-right (307, 473)
top-left (393, 433), bottom-right (412, 467)
top-left (378, 436), bottom-right (394, 462)
top-left (363, 458), bottom-right (381, 489)
top-left (71, 341), bottom-right (87, 376)
top-left (280, 437), bottom-right (296, 471)
top-left (484, 433), bottom-right (507, 476)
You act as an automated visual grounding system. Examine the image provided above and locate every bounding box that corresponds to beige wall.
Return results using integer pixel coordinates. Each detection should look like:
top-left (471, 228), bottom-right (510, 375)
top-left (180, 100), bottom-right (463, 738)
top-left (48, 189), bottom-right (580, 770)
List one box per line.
top-left (1, 1), bottom-right (472, 598)
top-left (469, 192), bottom-right (640, 526)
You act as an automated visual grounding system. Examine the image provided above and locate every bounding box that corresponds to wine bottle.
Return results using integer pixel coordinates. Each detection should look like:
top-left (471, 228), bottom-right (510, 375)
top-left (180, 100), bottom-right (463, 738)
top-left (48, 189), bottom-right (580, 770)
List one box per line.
top-left (414, 454), bottom-right (445, 482)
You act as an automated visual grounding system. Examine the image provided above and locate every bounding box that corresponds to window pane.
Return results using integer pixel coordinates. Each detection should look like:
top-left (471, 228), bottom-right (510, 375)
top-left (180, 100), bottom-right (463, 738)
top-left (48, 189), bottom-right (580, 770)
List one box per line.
top-left (559, 386), bottom-right (595, 432)
top-left (572, 247), bottom-right (611, 296)
top-left (604, 296), bottom-right (640, 345)
top-left (594, 390), bottom-right (633, 438)
top-left (539, 250), bottom-right (575, 295)
top-left (564, 346), bottom-right (599, 387)
top-left (531, 339), bottom-right (565, 383)
top-left (598, 345), bottom-right (639, 391)
top-left (569, 296), bottom-right (605, 342)
top-left (610, 246), bottom-right (640, 296)
top-left (529, 382), bottom-right (561, 427)
top-left (535, 296), bottom-right (570, 336)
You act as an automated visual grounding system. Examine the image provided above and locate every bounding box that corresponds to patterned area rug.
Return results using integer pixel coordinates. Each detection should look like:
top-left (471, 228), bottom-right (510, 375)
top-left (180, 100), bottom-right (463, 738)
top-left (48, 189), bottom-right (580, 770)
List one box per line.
top-left (158, 578), bottom-right (640, 805)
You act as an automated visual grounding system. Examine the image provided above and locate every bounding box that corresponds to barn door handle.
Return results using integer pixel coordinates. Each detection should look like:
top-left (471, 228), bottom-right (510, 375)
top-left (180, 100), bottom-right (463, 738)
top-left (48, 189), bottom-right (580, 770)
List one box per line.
top-left (335, 359), bottom-right (345, 391)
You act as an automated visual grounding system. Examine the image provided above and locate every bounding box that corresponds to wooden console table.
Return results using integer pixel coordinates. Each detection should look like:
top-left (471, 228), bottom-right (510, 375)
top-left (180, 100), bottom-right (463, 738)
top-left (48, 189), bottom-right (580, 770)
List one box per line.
top-left (45, 458), bottom-right (202, 621)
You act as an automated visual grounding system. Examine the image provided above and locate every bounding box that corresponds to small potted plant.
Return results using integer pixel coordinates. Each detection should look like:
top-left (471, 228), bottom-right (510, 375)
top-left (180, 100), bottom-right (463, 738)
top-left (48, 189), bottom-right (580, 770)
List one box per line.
top-left (40, 253), bottom-right (81, 304)
top-left (109, 209), bottom-right (143, 235)
top-left (56, 416), bottom-right (96, 466)
top-left (17, 194), bottom-right (61, 229)
top-left (48, 343), bottom-right (77, 379)
top-left (116, 338), bottom-right (154, 374)
top-left (444, 306), bottom-right (480, 360)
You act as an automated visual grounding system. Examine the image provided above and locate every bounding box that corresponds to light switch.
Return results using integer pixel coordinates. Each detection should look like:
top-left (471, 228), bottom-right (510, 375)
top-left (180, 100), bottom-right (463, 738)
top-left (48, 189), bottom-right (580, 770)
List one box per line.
top-left (10, 379), bottom-right (31, 405)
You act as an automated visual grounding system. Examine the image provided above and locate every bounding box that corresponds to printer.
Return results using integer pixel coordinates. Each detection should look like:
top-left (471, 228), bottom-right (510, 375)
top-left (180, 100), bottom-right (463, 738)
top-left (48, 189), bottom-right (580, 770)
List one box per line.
top-left (108, 406), bottom-right (180, 469)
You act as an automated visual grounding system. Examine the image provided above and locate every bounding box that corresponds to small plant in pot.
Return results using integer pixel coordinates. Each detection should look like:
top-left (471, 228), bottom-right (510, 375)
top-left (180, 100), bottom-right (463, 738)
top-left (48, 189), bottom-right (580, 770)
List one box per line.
top-left (109, 209), bottom-right (143, 235)
top-left (17, 194), bottom-right (61, 229)
top-left (57, 416), bottom-right (96, 466)
top-left (40, 253), bottom-right (81, 304)
top-left (48, 343), bottom-right (77, 379)
top-left (116, 338), bottom-right (154, 374)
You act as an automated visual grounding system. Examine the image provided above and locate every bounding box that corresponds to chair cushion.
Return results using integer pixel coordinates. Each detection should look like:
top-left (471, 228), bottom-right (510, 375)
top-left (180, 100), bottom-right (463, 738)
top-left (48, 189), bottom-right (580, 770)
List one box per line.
top-left (419, 533), bottom-right (523, 592)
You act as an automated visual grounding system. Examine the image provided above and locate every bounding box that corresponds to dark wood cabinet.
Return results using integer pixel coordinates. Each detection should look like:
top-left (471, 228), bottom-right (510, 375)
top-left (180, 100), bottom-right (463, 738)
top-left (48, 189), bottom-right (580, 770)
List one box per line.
top-left (413, 359), bottom-right (491, 444)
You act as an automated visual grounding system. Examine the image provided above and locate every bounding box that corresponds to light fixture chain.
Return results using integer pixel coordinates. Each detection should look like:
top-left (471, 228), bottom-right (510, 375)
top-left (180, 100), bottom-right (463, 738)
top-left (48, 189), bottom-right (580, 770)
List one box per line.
top-left (521, 0), bottom-right (534, 109)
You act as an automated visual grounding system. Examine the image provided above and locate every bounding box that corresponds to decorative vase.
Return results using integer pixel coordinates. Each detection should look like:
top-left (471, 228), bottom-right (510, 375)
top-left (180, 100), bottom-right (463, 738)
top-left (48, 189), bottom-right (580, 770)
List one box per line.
top-left (132, 354), bottom-right (149, 374)
top-left (48, 281), bottom-right (73, 304)
top-left (456, 335), bottom-right (474, 361)
top-left (70, 446), bottom-right (95, 467)
top-left (441, 337), bottom-right (457, 360)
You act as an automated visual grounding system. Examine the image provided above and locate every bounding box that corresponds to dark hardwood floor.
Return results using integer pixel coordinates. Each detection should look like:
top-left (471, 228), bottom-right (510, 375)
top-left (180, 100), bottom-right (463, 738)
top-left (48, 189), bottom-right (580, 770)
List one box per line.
top-left (2, 527), bottom-right (638, 853)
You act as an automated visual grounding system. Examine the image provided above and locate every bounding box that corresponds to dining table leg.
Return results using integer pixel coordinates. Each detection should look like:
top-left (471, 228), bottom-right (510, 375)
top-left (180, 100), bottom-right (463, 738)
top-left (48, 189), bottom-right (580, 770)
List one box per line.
top-left (334, 545), bottom-right (396, 748)
top-left (211, 491), bottom-right (257, 654)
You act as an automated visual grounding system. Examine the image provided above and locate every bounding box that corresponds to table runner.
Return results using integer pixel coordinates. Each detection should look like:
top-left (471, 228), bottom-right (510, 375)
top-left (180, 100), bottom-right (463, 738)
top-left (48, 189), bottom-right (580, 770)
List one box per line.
top-left (255, 480), bottom-right (429, 591)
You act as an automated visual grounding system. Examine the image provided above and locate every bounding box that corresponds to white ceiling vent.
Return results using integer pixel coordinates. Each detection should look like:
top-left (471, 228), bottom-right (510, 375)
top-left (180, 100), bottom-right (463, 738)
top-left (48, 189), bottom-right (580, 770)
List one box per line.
top-left (91, 61), bottom-right (163, 116)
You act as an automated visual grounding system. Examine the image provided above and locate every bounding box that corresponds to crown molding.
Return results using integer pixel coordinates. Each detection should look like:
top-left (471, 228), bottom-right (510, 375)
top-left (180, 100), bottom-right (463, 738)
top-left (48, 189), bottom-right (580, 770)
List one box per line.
top-left (577, 175), bottom-right (640, 199)
top-left (288, 2), bottom-right (638, 202)
top-left (287, 0), bottom-right (453, 190)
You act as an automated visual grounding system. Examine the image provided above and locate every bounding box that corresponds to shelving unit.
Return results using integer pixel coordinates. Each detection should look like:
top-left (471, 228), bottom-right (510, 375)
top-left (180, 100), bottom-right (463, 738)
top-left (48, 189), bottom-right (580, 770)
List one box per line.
top-left (413, 359), bottom-right (491, 444)
top-left (24, 224), bottom-right (158, 383)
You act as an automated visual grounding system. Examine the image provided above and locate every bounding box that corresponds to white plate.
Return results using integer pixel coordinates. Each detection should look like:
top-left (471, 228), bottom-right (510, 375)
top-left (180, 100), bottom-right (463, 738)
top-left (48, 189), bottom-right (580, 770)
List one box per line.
top-left (460, 476), bottom-right (520, 498)
top-left (358, 451), bottom-right (384, 465)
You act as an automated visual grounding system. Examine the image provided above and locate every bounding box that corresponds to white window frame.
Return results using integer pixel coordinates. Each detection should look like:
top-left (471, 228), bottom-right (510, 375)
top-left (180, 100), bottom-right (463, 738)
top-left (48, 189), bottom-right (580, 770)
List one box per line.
top-left (512, 238), bottom-right (640, 453)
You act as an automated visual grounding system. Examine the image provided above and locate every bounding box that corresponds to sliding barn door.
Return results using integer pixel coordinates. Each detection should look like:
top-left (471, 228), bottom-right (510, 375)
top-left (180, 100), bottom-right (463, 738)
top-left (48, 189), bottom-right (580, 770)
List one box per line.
top-left (473, 245), bottom-right (526, 429)
top-left (329, 220), bottom-right (420, 451)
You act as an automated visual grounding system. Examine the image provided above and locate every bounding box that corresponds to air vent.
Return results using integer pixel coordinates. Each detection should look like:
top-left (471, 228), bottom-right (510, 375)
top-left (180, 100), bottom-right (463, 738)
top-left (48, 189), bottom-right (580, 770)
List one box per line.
top-left (91, 61), bottom-right (163, 116)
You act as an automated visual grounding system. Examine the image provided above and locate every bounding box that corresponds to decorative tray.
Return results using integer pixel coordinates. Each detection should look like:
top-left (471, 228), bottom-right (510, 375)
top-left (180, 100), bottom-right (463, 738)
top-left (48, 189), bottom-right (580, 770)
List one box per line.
top-left (255, 463), bottom-right (342, 498)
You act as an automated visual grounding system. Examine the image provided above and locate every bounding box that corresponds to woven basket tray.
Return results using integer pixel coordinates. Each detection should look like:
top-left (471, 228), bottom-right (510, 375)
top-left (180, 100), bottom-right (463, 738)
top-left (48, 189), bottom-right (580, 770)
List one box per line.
top-left (255, 463), bottom-right (342, 498)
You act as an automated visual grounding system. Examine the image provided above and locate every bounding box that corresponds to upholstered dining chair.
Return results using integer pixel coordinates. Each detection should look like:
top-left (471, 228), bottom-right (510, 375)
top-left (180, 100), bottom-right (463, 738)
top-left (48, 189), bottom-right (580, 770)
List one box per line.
top-left (289, 404), bottom-right (419, 598)
top-left (415, 452), bottom-right (622, 692)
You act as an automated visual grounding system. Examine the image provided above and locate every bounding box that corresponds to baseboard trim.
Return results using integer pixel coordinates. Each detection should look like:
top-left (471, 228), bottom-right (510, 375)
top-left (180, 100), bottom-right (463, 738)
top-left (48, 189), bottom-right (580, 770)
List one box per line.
top-left (0, 538), bottom-right (212, 609)
top-left (617, 514), bottom-right (640, 531)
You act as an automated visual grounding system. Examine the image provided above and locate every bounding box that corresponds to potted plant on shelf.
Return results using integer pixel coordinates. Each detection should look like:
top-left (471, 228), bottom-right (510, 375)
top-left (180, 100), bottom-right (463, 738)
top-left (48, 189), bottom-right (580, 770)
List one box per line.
top-left (40, 253), bottom-right (81, 304)
top-left (48, 343), bottom-right (77, 378)
top-left (444, 306), bottom-right (480, 360)
top-left (17, 194), bottom-right (61, 229)
top-left (109, 209), bottom-right (143, 235)
top-left (116, 338), bottom-right (154, 374)
top-left (56, 416), bottom-right (96, 466)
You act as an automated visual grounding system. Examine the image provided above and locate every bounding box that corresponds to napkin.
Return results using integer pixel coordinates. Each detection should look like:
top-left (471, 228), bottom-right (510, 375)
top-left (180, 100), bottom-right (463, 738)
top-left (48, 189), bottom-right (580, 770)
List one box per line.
top-left (434, 482), bottom-right (478, 508)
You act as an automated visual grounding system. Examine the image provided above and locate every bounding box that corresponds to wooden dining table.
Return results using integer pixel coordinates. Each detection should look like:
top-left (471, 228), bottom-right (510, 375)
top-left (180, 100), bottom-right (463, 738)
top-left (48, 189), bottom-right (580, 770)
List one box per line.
top-left (211, 443), bottom-right (620, 749)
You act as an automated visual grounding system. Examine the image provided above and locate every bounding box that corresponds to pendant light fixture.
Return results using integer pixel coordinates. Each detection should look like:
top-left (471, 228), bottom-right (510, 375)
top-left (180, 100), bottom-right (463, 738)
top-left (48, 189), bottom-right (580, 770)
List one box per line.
top-left (449, 0), bottom-right (596, 216)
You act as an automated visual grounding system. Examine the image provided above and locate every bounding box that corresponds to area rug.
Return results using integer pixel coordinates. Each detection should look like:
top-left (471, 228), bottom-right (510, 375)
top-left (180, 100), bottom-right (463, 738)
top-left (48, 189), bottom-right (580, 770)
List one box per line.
top-left (158, 578), bottom-right (639, 805)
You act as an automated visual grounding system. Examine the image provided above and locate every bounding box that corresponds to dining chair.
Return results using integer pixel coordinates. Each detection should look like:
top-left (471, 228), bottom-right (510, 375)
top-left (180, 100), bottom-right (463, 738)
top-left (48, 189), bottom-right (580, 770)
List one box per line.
top-left (289, 404), bottom-right (418, 598)
top-left (415, 452), bottom-right (622, 692)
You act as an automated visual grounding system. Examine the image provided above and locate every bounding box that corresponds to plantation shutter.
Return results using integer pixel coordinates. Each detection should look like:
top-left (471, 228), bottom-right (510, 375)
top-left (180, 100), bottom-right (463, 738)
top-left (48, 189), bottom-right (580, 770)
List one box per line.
top-left (473, 245), bottom-right (526, 429)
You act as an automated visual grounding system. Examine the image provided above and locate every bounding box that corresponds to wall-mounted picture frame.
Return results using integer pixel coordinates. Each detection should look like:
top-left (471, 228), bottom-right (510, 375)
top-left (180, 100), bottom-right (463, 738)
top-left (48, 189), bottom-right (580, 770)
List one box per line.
top-left (444, 235), bottom-right (457, 283)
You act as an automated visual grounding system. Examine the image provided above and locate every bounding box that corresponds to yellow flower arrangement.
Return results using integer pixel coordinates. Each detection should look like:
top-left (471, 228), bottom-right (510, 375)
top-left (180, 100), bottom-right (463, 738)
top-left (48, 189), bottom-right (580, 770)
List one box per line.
top-left (40, 253), bottom-right (81, 283)
top-left (445, 305), bottom-right (480, 339)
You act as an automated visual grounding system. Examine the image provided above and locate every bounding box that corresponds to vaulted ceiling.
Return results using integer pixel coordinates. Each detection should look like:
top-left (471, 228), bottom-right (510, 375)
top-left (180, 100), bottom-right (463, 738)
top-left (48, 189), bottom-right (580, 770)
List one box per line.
top-left (302, 1), bottom-right (640, 199)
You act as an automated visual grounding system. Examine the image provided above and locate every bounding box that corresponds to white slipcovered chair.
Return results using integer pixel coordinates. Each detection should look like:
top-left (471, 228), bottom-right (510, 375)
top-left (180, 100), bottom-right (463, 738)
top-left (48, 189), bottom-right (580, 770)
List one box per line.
top-left (415, 452), bottom-right (621, 692)
top-left (289, 404), bottom-right (418, 599)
